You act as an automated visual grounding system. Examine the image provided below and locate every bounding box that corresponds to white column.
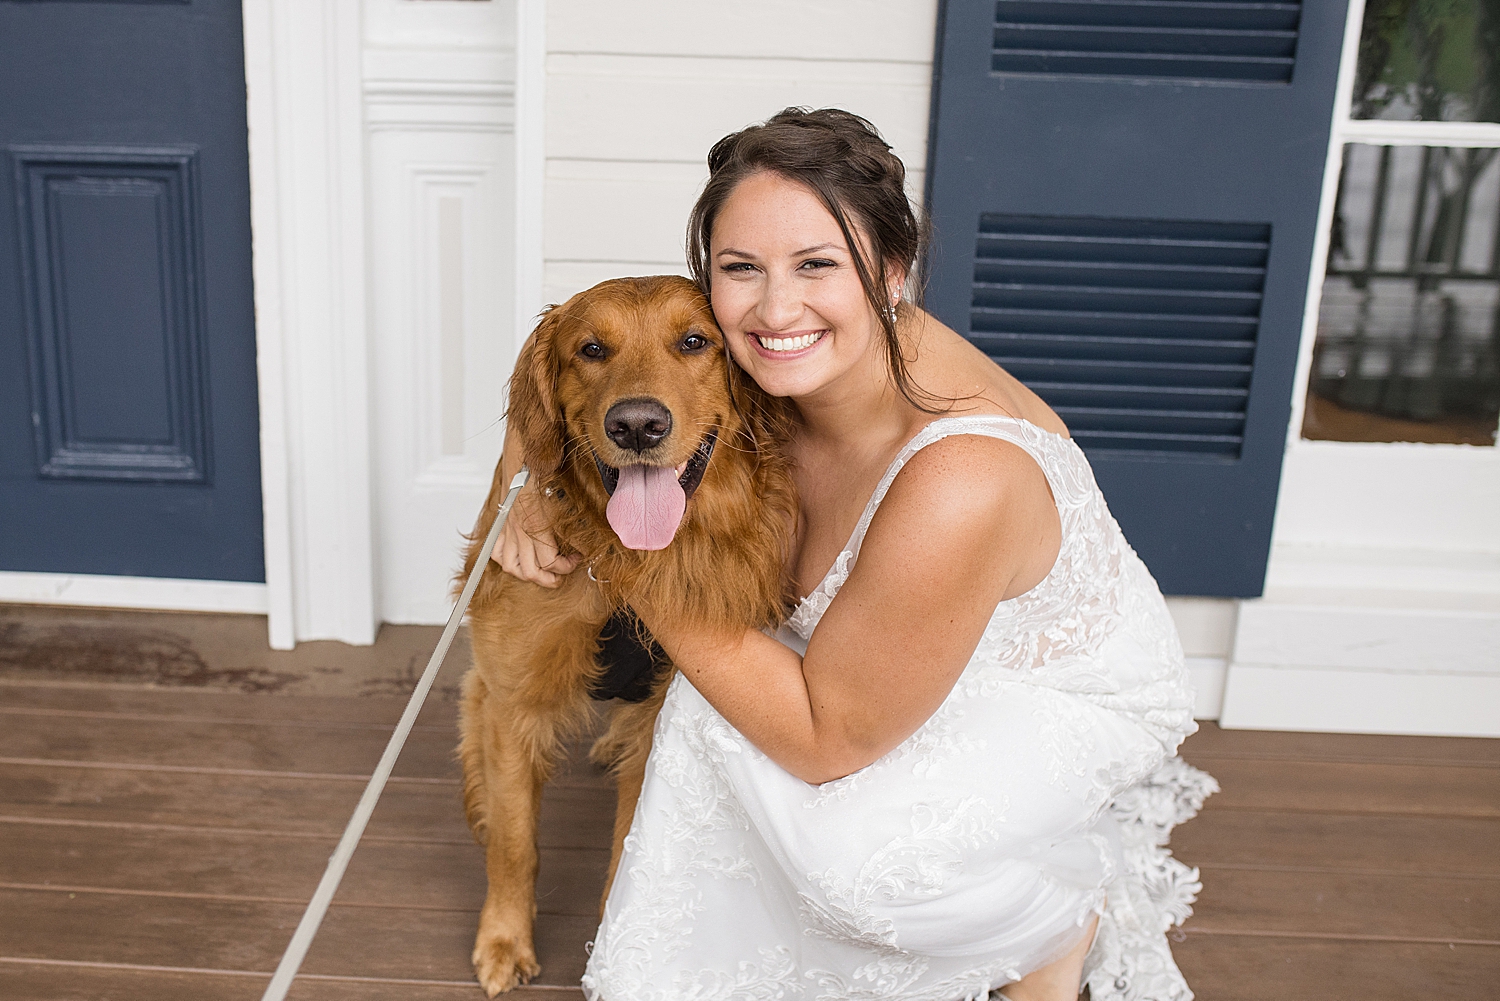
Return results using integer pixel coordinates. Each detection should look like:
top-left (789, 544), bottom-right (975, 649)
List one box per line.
top-left (243, 0), bottom-right (378, 647)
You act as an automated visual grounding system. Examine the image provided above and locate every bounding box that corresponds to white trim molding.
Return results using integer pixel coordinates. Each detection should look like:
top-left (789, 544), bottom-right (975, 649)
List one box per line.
top-left (1186, 657), bottom-right (1228, 722)
top-left (1340, 118), bottom-right (1500, 147)
top-left (0, 573), bottom-right (269, 615)
top-left (1221, 665), bottom-right (1499, 737)
top-left (243, 0), bottom-right (378, 648)
top-left (1220, 545), bottom-right (1500, 737)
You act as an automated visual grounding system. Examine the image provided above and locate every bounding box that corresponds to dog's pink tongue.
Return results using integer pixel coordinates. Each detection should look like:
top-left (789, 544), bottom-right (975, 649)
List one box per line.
top-left (606, 464), bottom-right (686, 551)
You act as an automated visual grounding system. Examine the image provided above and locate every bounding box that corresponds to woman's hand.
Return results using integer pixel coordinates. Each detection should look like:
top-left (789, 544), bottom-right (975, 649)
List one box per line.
top-left (490, 480), bottom-right (580, 588)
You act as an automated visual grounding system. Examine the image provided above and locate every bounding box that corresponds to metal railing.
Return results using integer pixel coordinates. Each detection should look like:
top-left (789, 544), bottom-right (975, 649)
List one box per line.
top-left (1311, 143), bottom-right (1500, 427)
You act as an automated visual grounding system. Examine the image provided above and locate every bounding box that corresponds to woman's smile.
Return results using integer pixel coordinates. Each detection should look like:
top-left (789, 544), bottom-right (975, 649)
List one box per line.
top-left (749, 329), bottom-right (828, 356)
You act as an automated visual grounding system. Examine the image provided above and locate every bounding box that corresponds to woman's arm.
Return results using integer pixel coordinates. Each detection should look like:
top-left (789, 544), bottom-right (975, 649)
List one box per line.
top-left (637, 434), bottom-right (1061, 784)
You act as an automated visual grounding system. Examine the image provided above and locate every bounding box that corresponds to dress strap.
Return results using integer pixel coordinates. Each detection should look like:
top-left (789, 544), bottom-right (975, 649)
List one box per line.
top-left (843, 415), bottom-right (1065, 563)
top-left (786, 414), bottom-right (1071, 640)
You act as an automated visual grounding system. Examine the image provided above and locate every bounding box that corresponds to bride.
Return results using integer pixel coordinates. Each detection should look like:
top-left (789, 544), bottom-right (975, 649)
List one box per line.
top-left (495, 108), bottom-right (1215, 1001)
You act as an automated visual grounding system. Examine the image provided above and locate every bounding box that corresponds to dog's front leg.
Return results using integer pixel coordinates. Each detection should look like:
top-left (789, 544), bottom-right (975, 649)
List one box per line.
top-left (469, 690), bottom-right (552, 996)
top-left (466, 583), bottom-right (606, 997)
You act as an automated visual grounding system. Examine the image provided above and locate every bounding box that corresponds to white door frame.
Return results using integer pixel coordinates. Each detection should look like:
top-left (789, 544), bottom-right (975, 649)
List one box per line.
top-left (242, 0), bottom-right (377, 648)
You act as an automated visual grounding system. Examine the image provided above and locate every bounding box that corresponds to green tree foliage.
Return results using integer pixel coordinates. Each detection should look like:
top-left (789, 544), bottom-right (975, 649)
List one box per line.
top-left (1353, 0), bottom-right (1500, 122)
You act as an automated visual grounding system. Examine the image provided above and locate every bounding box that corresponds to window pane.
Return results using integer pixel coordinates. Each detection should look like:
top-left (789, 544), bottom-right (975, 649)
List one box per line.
top-left (1351, 0), bottom-right (1500, 123)
top-left (1304, 144), bottom-right (1500, 445)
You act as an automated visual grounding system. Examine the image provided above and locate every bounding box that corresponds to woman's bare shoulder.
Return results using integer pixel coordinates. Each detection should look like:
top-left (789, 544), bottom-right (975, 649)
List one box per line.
top-left (830, 433), bottom-right (1053, 594)
top-left (884, 432), bottom-right (1053, 526)
top-left (905, 309), bottom-right (1071, 438)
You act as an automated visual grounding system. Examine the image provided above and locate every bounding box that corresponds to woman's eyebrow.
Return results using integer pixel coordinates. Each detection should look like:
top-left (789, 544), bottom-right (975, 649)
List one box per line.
top-left (715, 243), bottom-right (846, 259)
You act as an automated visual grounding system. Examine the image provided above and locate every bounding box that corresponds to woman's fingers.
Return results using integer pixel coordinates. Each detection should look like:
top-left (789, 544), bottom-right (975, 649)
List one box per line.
top-left (488, 481), bottom-right (578, 587)
top-left (532, 534), bottom-right (581, 576)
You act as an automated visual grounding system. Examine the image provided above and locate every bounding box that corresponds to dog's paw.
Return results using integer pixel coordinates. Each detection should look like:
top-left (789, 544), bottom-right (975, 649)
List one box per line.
top-left (472, 933), bottom-right (541, 997)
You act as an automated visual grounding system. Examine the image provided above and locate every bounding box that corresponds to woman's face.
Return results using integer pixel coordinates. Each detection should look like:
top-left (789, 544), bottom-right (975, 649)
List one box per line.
top-left (708, 171), bottom-right (890, 402)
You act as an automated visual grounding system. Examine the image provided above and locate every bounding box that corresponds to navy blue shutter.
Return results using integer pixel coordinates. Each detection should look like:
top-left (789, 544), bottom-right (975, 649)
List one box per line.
top-left (925, 0), bottom-right (1349, 596)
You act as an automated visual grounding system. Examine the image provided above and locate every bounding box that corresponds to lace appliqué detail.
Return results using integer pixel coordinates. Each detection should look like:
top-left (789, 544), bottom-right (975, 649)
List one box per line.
top-left (799, 798), bottom-right (1004, 952)
top-left (787, 548), bottom-right (852, 639)
top-left (803, 697), bottom-right (985, 809)
top-left (1080, 757), bottom-right (1220, 1001)
top-left (584, 695), bottom-right (791, 1001)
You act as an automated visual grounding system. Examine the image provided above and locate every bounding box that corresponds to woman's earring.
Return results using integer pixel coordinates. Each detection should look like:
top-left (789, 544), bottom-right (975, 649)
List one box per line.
top-left (886, 285), bottom-right (903, 324)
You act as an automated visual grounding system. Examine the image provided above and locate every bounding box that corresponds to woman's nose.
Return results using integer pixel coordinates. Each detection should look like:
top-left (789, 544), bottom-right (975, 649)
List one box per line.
top-left (756, 274), bottom-right (802, 329)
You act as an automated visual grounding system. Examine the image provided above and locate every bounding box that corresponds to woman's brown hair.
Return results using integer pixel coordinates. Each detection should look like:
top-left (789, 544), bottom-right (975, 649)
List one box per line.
top-left (686, 107), bottom-right (944, 413)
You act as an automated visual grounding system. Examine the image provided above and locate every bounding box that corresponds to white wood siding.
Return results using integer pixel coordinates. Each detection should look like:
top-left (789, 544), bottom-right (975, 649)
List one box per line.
top-left (541, 2), bottom-right (939, 304)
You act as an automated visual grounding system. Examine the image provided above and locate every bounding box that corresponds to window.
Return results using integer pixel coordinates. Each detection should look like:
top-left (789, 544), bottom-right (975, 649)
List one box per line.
top-left (1303, 0), bottom-right (1500, 445)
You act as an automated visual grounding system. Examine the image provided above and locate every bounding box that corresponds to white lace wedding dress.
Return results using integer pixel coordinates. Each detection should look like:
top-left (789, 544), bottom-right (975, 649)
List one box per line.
top-left (582, 415), bottom-right (1218, 1001)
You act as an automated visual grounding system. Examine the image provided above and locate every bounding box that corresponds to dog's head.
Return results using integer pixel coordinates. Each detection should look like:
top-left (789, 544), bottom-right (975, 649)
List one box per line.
top-left (508, 275), bottom-right (772, 553)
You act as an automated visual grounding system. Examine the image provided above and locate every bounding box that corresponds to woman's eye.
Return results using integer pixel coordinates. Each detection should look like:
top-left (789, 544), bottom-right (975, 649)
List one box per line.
top-left (799, 258), bottom-right (836, 271)
top-left (580, 342), bottom-right (605, 359)
top-left (680, 333), bottom-right (708, 352)
top-left (720, 262), bottom-right (756, 273)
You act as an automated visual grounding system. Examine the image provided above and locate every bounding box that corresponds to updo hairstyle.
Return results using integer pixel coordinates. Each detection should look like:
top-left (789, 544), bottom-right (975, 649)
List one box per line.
top-left (686, 107), bottom-right (940, 411)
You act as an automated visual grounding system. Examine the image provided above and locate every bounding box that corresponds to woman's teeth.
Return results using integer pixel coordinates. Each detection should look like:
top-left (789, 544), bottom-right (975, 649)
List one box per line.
top-left (756, 331), bottom-right (824, 352)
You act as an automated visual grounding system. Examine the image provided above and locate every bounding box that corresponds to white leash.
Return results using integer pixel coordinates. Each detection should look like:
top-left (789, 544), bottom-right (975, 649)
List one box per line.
top-left (260, 468), bottom-right (530, 1001)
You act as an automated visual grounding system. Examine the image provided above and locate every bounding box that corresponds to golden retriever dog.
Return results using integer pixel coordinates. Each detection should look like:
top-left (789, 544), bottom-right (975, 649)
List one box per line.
top-left (457, 276), bottom-right (797, 995)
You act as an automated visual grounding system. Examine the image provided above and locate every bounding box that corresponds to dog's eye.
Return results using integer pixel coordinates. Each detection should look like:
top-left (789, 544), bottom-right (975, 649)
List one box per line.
top-left (579, 342), bottom-right (606, 359)
top-left (680, 333), bottom-right (708, 353)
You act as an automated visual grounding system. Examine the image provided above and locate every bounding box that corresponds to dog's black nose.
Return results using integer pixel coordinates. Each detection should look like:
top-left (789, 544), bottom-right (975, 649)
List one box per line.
top-left (605, 398), bottom-right (672, 453)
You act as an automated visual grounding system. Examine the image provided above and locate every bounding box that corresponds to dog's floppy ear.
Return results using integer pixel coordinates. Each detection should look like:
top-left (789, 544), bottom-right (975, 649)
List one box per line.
top-left (506, 305), bottom-right (567, 476)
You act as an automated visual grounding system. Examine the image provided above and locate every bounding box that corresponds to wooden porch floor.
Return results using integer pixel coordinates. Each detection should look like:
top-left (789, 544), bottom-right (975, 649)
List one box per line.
top-left (0, 605), bottom-right (1496, 999)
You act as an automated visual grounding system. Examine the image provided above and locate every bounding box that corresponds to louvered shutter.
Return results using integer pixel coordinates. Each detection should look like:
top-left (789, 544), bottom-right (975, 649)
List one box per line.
top-left (925, 0), bottom-right (1349, 597)
top-left (991, 1), bottom-right (1303, 82)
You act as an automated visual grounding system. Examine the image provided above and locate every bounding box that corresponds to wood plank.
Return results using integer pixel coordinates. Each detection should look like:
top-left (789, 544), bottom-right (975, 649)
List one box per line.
top-left (1173, 934), bottom-right (1497, 1000)
top-left (0, 959), bottom-right (583, 1001)
top-left (1171, 810), bottom-right (1500, 877)
top-left (289, 978), bottom-right (582, 1001)
top-left (0, 681), bottom-right (417, 725)
top-left (0, 711), bottom-right (463, 780)
top-left (0, 691), bottom-right (612, 788)
top-left (0, 888), bottom-right (593, 989)
top-left (1190, 757), bottom-right (1499, 817)
top-left (0, 822), bottom-right (610, 917)
top-left (0, 754), bottom-right (611, 843)
top-left (1183, 721), bottom-right (1500, 766)
top-left (1189, 870), bottom-right (1500, 940)
top-left (0, 961), bottom-right (265, 1001)
top-left (0, 887), bottom-right (289, 972)
top-left (549, 0), bottom-right (936, 65)
top-left (303, 903), bottom-right (595, 986)
top-left (0, 605), bottom-right (465, 702)
top-left (0, 678), bottom-right (493, 735)
top-left (1, 763), bottom-right (413, 838)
